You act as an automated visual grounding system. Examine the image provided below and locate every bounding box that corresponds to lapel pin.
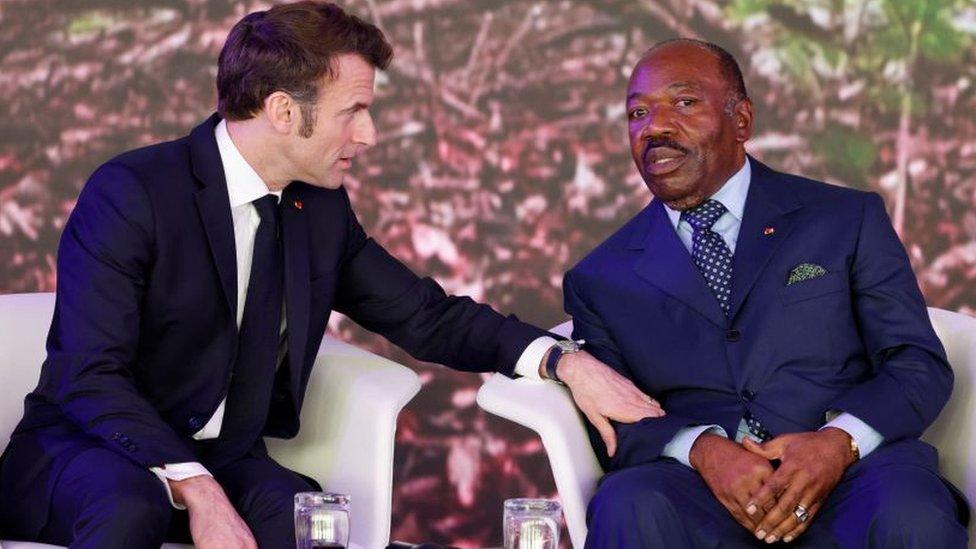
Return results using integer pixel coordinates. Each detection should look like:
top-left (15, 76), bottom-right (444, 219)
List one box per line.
top-left (293, 199), bottom-right (303, 210)
top-left (763, 227), bottom-right (775, 236)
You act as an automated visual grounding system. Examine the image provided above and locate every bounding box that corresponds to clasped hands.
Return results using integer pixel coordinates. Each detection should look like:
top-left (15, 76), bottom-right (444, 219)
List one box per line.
top-left (690, 428), bottom-right (856, 544)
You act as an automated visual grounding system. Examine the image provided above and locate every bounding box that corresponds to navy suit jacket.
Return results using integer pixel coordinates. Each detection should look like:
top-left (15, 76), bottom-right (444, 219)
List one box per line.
top-left (0, 114), bottom-right (548, 536)
top-left (564, 158), bottom-right (952, 472)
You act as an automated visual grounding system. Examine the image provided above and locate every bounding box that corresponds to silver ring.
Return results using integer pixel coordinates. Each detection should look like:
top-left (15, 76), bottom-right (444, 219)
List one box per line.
top-left (793, 504), bottom-right (809, 523)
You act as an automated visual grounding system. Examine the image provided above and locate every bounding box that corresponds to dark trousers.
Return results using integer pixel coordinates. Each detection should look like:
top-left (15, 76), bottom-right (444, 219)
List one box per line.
top-left (585, 439), bottom-right (969, 548)
top-left (6, 442), bottom-right (319, 549)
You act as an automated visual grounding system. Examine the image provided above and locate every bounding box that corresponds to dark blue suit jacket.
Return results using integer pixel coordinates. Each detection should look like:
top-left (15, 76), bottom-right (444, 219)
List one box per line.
top-left (564, 158), bottom-right (952, 473)
top-left (0, 114), bottom-right (548, 537)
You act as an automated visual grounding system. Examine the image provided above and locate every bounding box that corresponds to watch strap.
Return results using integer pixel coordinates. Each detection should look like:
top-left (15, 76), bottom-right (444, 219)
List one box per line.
top-left (545, 343), bottom-right (566, 385)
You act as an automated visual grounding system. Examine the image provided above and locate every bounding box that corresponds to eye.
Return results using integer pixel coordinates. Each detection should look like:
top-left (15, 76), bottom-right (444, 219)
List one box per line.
top-left (676, 98), bottom-right (697, 108)
top-left (628, 107), bottom-right (648, 120)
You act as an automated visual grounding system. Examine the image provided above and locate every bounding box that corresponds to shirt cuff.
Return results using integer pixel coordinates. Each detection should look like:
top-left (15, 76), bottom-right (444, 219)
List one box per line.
top-left (820, 412), bottom-right (884, 459)
top-left (150, 462), bottom-right (213, 510)
top-left (513, 336), bottom-right (559, 380)
top-left (192, 398), bottom-right (225, 440)
top-left (662, 424), bottom-right (727, 468)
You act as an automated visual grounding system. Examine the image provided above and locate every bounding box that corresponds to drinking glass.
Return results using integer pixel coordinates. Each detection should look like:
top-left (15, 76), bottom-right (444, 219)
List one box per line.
top-left (295, 491), bottom-right (350, 549)
top-left (503, 498), bottom-right (561, 549)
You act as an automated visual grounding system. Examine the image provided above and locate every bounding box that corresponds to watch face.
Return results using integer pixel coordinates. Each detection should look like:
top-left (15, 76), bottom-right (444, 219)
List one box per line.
top-left (557, 340), bottom-right (581, 353)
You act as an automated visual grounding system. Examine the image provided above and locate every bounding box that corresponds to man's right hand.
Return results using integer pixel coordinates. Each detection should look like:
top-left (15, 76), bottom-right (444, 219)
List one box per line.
top-left (169, 475), bottom-right (257, 549)
top-left (689, 433), bottom-right (774, 531)
top-left (554, 350), bottom-right (665, 457)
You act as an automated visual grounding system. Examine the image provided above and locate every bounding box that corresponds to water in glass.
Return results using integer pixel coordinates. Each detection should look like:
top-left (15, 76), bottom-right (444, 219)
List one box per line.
top-left (295, 492), bottom-right (350, 549)
top-left (503, 498), bottom-right (561, 549)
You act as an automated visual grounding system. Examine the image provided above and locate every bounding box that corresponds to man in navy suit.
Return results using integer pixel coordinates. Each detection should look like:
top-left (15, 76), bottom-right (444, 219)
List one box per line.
top-left (0, 3), bottom-right (662, 547)
top-left (568, 39), bottom-right (969, 547)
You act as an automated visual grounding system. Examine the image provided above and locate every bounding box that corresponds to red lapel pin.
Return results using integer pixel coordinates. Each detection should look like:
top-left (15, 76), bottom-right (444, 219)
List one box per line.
top-left (294, 199), bottom-right (303, 210)
top-left (763, 227), bottom-right (775, 236)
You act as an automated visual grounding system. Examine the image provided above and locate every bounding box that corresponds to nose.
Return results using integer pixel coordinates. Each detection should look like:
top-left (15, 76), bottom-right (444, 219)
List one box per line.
top-left (354, 110), bottom-right (377, 148)
top-left (638, 105), bottom-right (676, 140)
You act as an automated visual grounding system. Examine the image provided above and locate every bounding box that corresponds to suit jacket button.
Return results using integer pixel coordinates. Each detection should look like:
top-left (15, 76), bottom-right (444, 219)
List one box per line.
top-left (726, 329), bottom-right (741, 342)
top-left (741, 389), bottom-right (755, 401)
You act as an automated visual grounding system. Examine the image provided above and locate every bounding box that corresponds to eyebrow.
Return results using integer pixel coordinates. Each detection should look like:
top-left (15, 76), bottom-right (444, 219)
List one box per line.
top-left (340, 102), bottom-right (370, 114)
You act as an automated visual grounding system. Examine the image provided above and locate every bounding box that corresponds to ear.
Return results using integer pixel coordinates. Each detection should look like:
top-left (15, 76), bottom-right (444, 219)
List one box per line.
top-left (732, 98), bottom-right (754, 143)
top-left (263, 91), bottom-right (298, 135)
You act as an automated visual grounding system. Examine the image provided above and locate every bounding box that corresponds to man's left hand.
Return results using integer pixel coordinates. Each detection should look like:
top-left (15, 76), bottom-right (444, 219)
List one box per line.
top-left (741, 428), bottom-right (856, 543)
top-left (553, 350), bottom-right (665, 457)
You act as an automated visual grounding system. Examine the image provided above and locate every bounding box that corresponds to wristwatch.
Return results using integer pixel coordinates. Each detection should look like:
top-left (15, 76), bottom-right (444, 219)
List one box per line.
top-left (544, 339), bottom-right (585, 385)
top-left (848, 433), bottom-right (860, 461)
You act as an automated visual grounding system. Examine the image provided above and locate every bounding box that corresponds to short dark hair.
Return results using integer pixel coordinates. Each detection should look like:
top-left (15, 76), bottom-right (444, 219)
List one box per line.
top-left (647, 38), bottom-right (748, 111)
top-left (217, 1), bottom-right (393, 134)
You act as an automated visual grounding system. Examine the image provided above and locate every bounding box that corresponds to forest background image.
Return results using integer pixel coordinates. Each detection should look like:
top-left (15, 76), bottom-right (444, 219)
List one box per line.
top-left (1, 0), bottom-right (974, 546)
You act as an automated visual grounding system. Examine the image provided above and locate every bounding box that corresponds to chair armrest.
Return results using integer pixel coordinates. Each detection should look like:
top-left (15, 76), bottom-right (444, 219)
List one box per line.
top-left (266, 335), bottom-right (420, 549)
top-left (923, 307), bottom-right (976, 541)
top-left (477, 373), bottom-right (602, 549)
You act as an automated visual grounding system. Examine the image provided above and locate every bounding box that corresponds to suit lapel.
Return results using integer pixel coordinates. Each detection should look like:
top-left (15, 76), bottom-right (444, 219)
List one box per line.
top-left (631, 201), bottom-right (727, 328)
top-left (727, 159), bottom-right (802, 320)
top-left (190, 114), bottom-right (237, 318)
top-left (280, 185), bottom-right (311, 383)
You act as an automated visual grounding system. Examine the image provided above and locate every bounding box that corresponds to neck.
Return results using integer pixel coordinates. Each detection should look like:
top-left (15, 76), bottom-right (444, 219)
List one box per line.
top-left (226, 119), bottom-right (291, 192)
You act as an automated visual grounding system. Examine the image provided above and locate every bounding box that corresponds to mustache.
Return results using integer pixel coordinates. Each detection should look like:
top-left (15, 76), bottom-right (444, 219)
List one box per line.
top-left (642, 137), bottom-right (690, 163)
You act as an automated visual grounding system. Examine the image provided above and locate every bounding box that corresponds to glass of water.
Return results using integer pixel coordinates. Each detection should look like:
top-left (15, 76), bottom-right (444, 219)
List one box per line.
top-left (503, 498), bottom-right (561, 549)
top-left (295, 492), bottom-right (350, 549)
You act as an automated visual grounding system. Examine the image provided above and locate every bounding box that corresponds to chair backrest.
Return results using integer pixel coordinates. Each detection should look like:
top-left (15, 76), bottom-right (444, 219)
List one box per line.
top-left (0, 292), bottom-right (56, 450)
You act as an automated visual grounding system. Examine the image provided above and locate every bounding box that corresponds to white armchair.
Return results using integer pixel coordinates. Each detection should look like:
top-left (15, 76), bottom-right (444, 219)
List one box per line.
top-left (0, 292), bottom-right (420, 549)
top-left (477, 309), bottom-right (976, 548)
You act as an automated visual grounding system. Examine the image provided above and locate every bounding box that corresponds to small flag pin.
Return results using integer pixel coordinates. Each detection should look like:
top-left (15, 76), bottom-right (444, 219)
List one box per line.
top-left (294, 200), bottom-right (303, 210)
top-left (763, 227), bottom-right (775, 236)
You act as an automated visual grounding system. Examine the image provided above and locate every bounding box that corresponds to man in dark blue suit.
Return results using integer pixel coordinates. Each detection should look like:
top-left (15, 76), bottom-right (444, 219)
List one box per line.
top-left (0, 3), bottom-right (662, 547)
top-left (567, 39), bottom-right (969, 547)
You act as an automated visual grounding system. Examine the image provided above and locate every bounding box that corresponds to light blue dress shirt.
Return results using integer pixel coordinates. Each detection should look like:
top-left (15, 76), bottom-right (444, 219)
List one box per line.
top-left (658, 158), bottom-right (884, 467)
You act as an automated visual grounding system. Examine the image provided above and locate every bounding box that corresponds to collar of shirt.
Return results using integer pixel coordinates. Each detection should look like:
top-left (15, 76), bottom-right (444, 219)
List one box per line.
top-left (214, 119), bottom-right (282, 206)
top-left (664, 156), bottom-right (751, 232)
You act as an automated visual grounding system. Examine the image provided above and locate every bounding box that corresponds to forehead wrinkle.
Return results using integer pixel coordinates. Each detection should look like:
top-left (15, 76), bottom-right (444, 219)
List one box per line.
top-left (626, 80), bottom-right (702, 104)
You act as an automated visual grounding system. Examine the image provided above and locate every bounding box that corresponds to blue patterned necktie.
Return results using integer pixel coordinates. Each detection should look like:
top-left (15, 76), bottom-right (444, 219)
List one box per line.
top-left (683, 200), bottom-right (774, 442)
top-left (681, 199), bottom-right (733, 315)
top-left (744, 410), bottom-right (773, 442)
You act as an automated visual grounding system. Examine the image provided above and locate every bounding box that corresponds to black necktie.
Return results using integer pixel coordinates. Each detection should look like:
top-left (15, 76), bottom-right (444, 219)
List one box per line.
top-left (208, 195), bottom-right (284, 466)
top-left (681, 199), bottom-right (733, 315)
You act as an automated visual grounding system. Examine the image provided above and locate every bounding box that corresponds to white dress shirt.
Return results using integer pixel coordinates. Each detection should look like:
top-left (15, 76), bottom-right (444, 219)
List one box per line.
top-left (658, 158), bottom-right (883, 467)
top-left (151, 120), bottom-right (553, 507)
